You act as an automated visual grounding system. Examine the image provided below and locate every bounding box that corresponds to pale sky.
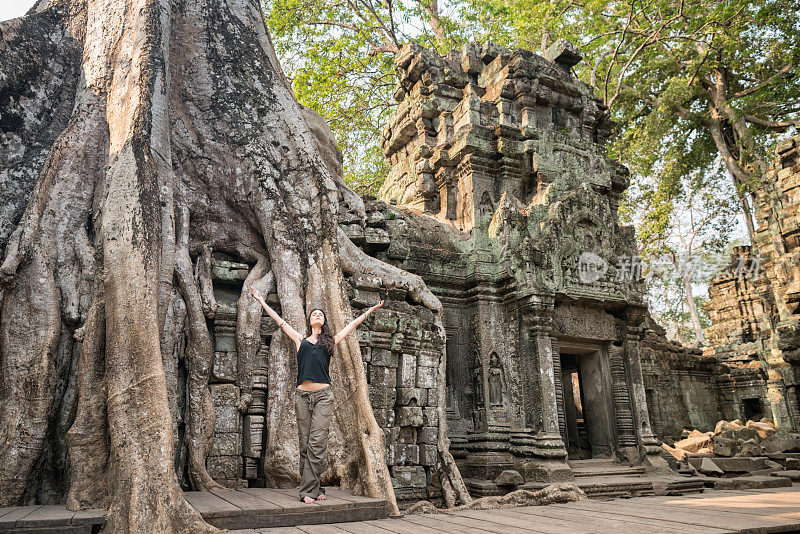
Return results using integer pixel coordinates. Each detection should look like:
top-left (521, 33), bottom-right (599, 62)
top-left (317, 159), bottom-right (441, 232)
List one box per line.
top-left (1, 0), bottom-right (37, 22)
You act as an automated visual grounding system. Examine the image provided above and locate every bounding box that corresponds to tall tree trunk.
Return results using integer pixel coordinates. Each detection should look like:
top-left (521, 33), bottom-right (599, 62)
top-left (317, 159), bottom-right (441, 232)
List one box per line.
top-left (705, 71), bottom-right (762, 242)
top-left (707, 116), bottom-right (757, 241)
top-left (681, 275), bottom-right (706, 344)
top-left (0, 0), bottom-right (468, 528)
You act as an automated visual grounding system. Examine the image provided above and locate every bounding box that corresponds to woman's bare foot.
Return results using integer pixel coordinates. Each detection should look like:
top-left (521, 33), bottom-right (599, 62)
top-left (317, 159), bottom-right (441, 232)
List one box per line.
top-left (316, 494), bottom-right (326, 501)
top-left (302, 496), bottom-right (315, 504)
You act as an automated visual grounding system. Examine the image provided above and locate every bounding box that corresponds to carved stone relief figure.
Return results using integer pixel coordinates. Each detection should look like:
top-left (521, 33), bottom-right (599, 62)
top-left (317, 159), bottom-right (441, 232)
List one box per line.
top-left (488, 352), bottom-right (505, 407)
top-left (473, 360), bottom-right (485, 406)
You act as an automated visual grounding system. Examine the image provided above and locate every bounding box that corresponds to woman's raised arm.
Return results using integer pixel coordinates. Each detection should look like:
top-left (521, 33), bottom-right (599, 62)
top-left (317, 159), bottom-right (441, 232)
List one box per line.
top-left (251, 288), bottom-right (303, 350)
top-left (334, 300), bottom-right (384, 345)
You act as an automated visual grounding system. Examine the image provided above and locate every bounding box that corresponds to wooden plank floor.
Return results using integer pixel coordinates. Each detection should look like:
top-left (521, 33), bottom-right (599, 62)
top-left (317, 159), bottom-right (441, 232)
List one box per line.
top-left (0, 487), bottom-right (387, 532)
top-left (233, 486), bottom-right (800, 534)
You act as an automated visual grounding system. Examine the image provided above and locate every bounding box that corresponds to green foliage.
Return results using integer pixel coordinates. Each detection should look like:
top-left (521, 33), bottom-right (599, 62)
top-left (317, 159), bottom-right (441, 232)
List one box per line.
top-left (263, 0), bottom-right (472, 194)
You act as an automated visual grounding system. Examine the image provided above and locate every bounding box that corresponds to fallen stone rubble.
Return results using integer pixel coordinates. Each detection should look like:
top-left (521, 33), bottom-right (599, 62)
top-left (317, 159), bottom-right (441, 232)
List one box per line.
top-left (660, 419), bottom-right (800, 489)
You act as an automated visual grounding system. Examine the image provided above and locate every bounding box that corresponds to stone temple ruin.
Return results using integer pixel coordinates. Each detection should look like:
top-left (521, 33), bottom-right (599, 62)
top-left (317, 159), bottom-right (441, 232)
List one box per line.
top-left (174, 41), bottom-right (799, 503)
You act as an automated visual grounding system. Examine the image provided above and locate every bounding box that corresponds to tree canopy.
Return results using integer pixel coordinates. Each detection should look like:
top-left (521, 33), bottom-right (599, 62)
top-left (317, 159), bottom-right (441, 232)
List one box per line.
top-left (264, 0), bottom-right (472, 194)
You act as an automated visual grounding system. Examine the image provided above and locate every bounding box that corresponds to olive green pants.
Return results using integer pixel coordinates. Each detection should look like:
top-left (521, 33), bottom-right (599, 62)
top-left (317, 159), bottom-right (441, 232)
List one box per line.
top-left (294, 386), bottom-right (334, 500)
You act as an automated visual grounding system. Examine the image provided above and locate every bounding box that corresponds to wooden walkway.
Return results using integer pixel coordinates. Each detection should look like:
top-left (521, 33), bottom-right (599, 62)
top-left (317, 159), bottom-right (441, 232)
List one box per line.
top-left (0, 487), bottom-right (387, 532)
top-left (232, 486), bottom-right (800, 534)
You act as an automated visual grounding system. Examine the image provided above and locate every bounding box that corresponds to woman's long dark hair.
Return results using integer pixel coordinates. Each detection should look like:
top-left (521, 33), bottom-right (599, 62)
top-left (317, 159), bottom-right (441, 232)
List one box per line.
top-left (305, 309), bottom-right (335, 357)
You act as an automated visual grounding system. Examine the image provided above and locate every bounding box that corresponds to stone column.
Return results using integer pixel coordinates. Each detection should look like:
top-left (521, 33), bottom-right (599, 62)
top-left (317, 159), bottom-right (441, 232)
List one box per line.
top-left (766, 376), bottom-right (794, 430)
top-left (622, 322), bottom-right (671, 474)
top-left (551, 337), bottom-right (566, 445)
top-left (608, 343), bottom-right (637, 456)
top-left (510, 309), bottom-right (571, 482)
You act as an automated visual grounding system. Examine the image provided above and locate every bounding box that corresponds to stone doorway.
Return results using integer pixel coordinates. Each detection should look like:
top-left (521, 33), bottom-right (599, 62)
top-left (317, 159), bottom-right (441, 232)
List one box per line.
top-left (559, 345), bottom-right (615, 462)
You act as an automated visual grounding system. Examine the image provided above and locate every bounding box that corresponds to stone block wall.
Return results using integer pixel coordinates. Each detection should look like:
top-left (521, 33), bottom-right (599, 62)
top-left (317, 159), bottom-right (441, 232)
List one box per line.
top-left (701, 134), bottom-right (800, 430)
top-left (640, 315), bottom-right (721, 438)
top-left (341, 199), bottom-right (448, 502)
top-left (206, 260), bottom-right (271, 488)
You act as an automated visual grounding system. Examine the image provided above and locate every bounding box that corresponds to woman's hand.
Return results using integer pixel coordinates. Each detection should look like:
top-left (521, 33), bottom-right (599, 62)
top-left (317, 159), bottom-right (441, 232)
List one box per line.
top-left (250, 287), bottom-right (264, 302)
top-left (334, 300), bottom-right (384, 345)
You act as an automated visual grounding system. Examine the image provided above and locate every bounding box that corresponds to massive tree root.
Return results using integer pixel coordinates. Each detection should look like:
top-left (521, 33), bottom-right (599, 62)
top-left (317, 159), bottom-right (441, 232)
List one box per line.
top-left (0, 0), bottom-right (468, 529)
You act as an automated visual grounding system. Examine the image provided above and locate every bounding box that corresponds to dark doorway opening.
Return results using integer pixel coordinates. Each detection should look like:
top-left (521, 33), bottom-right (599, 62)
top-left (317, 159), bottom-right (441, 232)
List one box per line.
top-left (561, 354), bottom-right (591, 459)
top-left (560, 349), bottom-right (615, 461)
top-left (742, 397), bottom-right (763, 422)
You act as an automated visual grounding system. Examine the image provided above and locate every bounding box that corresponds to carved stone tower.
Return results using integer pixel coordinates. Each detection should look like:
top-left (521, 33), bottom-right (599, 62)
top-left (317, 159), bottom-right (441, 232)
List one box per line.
top-left (377, 40), bottom-right (671, 487)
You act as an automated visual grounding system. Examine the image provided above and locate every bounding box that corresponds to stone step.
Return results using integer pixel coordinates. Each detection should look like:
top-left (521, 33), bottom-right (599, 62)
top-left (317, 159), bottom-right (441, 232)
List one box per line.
top-left (707, 474), bottom-right (794, 490)
top-left (525, 476), bottom-right (705, 500)
top-left (0, 488), bottom-right (388, 533)
top-left (571, 465), bottom-right (647, 478)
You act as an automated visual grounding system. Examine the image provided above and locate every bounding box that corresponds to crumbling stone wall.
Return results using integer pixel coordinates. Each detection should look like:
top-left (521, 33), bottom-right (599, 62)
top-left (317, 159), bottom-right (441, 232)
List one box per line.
top-left (194, 39), bottom-right (800, 501)
top-left (640, 315), bottom-right (721, 439)
top-left (704, 135), bottom-right (800, 431)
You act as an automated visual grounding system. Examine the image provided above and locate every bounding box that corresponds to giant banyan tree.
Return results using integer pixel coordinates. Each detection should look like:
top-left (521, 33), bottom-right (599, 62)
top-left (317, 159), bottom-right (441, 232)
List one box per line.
top-left (0, 0), bottom-right (469, 531)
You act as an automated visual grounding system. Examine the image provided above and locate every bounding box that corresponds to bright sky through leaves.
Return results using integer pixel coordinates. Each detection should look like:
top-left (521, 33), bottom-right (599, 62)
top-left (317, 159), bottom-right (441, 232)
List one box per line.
top-left (0, 0), bottom-right (36, 21)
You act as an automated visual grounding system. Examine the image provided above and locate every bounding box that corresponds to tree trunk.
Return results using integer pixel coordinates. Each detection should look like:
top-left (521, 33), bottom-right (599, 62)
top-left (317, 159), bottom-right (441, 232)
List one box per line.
top-left (681, 275), bottom-right (706, 344)
top-left (707, 116), bottom-right (757, 241)
top-left (0, 0), bottom-right (467, 529)
top-left (705, 72), bottom-right (760, 242)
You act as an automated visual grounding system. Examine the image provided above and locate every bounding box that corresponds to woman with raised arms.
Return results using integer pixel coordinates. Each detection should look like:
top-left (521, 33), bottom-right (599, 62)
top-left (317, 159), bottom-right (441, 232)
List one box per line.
top-left (251, 288), bottom-right (384, 503)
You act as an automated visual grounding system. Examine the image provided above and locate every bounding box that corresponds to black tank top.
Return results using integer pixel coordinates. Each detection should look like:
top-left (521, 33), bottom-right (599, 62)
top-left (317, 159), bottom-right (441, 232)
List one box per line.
top-left (296, 338), bottom-right (332, 386)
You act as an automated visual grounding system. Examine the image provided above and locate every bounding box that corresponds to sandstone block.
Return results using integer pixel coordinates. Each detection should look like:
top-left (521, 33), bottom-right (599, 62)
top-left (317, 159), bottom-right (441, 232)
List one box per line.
top-left (712, 436), bottom-right (736, 457)
top-left (208, 456), bottom-right (241, 480)
top-left (423, 407), bottom-right (439, 427)
top-left (371, 348), bottom-right (399, 367)
top-left (396, 406), bottom-right (423, 427)
top-left (419, 444), bottom-right (438, 466)
top-left (352, 288), bottom-right (381, 308)
top-left (369, 385), bottom-right (397, 408)
top-left (342, 223), bottom-right (365, 244)
top-left (762, 430), bottom-right (800, 454)
top-left (738, 439), bottom-right (764, 457)
top-left (372, 408), bottom-right (395, 428)
top-left (732, 427), bottom-right (759, 442)
top-left (365, 227), bottom-right (390, 247)
top-left (698, 457), bottom-right (724, 476)
top-left (396, 387), bottom-right (423, 407)
top-left (424, 388), bottom-right (439, 407)
top-left (215, 406), bottom-right (240, 433)
top-left (389, 443), bottom-right (419, 465)
top-left (371, 311), bottom-right (398, 332)
top-left (416, 365), bottom-right (437, 388)
top-left (674, 431), bottom-right (713, 453)
top-left (370, 365), bottom-right (397, 388)
top-left (212, 432), bottom-right (242, 457)
top-left (392, 465), bottom-right (427, 487)
top-left (416, 426), bottom-right (437, 446)
top-left (771, 470), bottom-right (800, 482)
top-left (212, 351), bottom-right (237, 382)
top-left (397, 353), bottom-right (417, 388)
top-left (495, 469), bottom-right (524, 487)
top-left (210, 383), bottom-right (239, 405)
top-left (417, 351), bottom-right (439, 368)
top-left (713, 475), bottom-right (791, 490)
top-left (746, 420), bottom-right (777, 439)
